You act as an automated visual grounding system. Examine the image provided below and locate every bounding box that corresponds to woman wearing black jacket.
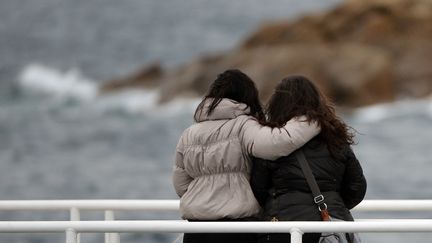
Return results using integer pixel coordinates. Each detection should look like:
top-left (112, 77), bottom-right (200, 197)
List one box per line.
top-left (251, 75), bottom-right (367, 243)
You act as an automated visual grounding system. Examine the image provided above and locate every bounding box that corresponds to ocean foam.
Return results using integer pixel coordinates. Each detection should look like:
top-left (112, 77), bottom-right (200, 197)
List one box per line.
top-left (353, 103), bottom-right (393, 123)
top-left (94, 89), bottom-right (200, 116)
top-left (18, 64), bottom-right (98, 101)
top-left (353, 99), bottom-right (432, 123)
top-left (94, 89), bottom-right (160, 115)
top-left (427, 97), bottom-right (432, 118)
top-left (157, 97), bottom-right (201, 117)
top-left (16, 64), bottom-right (200, 115)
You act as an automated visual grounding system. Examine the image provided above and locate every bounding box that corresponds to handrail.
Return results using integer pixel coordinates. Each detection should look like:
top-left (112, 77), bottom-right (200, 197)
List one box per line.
top-left (0, 200), bottom-right (180, 211)
top-left (1, 200), bottom-right (432, 243)
top-left (354, 200), bottom-right (432, 212)
top-left (1, 199), bottom-right (432, 211)
top-left (1, 220), bottom-right (432, 243)
top-left (1, 220), bottom-right (432, 233)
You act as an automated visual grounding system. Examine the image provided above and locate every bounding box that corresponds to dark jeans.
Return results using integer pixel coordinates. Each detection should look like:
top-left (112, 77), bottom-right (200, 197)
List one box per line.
top-left (183, 217), bottom-right (257, 243)
top-left (183, 232), bottom-right (257, 243)
top-left (257, 233), bottom-right (321, 243)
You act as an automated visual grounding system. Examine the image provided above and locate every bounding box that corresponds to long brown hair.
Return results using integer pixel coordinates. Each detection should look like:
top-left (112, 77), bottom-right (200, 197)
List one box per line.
top-left (194, 69), bottom-right (265, 122)
top-left (266, 75), bottom-right (355, 157)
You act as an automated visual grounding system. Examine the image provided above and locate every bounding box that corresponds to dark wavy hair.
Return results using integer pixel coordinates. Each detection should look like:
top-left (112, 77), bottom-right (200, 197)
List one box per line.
top-left (266, 75), bottom-right (355, 157)
top-left (194, 69), bottom-right (265, 122)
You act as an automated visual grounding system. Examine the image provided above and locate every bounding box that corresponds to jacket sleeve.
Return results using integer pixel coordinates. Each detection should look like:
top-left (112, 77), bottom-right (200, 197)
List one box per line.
top-left (340, 147), bottom-right (367, 209)
top-left (172, 137), bottom-right (193, 198)
top-left (241, 116), bottom-right (321, 160)
top-left (250, 158), bottom-right (272, 208)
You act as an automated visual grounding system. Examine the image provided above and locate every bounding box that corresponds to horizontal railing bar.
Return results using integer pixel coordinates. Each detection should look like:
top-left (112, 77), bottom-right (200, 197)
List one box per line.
top-left (0, 200), bottom-right (179, 211)
top-left (1, 220), bottom-right (432, 233)
top-left (0, 200), bottom-right (432, 212)
top-left (354, 200), bottom-right (432, 212)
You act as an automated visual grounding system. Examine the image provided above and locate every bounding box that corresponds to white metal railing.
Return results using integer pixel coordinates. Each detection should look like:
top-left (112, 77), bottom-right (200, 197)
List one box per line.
top-left (0, 200), bottom-right (431, 243)
top-left (0, 200), bottom-right (179, 243)
top-left (2, 199), bottom-right (432, 211)
top-left (0, 200), bottom-right (180, 211)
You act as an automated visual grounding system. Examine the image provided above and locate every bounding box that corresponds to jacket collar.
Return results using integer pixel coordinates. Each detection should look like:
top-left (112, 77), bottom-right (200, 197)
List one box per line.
top-left (194, 98), bottom-right (250, 122)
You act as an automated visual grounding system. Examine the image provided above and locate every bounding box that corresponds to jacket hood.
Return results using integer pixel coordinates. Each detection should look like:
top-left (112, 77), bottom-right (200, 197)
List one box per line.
top-left (194, 98), bottom-right (251, 122)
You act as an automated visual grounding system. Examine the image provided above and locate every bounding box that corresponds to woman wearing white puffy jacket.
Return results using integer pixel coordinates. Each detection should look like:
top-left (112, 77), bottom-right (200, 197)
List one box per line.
top-left (172, 69), bottom-right (320, 243)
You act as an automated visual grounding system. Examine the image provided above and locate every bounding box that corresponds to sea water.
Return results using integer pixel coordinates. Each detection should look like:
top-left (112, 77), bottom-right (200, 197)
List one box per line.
top-left (1, 0), bottom-right (432, 242)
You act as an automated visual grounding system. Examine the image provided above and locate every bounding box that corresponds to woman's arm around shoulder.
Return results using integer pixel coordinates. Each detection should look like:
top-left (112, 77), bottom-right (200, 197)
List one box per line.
top-left (241, 116), bottom-right (320, 160)
top-left (340, 146), bottom-right (367, 209)
top-left (172, 133), bottom-right (193, 197)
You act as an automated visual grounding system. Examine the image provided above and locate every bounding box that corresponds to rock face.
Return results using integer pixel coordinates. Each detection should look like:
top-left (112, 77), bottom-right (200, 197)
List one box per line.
top-left (101, 0), bottom-right (432, 107)
top-left (101, 63), bottom-right (163, 92)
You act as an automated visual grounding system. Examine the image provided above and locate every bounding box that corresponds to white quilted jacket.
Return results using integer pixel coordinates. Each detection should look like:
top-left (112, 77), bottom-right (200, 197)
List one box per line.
top-left (172, 98), bottom-right (319, 220)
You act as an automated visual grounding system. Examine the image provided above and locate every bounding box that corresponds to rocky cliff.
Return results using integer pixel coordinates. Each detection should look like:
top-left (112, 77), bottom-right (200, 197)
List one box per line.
top-left (101, 0), bottom-right (432, 107)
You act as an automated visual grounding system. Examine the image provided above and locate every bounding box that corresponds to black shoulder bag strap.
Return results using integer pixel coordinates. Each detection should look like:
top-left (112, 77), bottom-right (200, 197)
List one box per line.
top-left (295, 150), bottom-right (330, 221)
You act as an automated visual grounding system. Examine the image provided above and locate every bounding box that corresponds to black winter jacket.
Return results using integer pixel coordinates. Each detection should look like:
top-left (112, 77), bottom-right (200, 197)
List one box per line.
top-left (250, 138), bottom-right (366, 222)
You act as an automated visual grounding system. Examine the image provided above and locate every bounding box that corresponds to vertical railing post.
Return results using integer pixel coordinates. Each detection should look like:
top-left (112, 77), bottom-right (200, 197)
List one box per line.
top-left (69, 207), bottom-right (81, 243)
top-left (105, 210), bottom-right (120, 243)
top-left (290, 228), bottom-right (303, 243)
top-left (66, 228), bottom-right (78, 243)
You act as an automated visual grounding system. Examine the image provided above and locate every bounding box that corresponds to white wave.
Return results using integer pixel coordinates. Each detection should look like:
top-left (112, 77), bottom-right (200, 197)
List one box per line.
top-left (93, 89), bottom-right (200, 116)
top-left (427, 96), bottom-right (432, 118)
top-left (157, 97), bottom-right (201, 116)
top-left (16, 63), bottom-right (199, 115)
top-left (18, 64), bottom-right (98, 101)
top-left (353, 99), bottom-right (432, 123)
top-left (93, 89), bottom-right (159, 115)
top-left (353, 103), bottom-right (392, 123)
